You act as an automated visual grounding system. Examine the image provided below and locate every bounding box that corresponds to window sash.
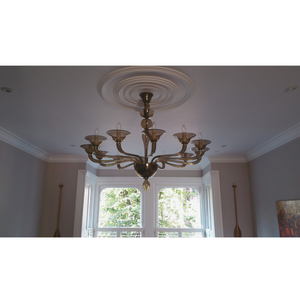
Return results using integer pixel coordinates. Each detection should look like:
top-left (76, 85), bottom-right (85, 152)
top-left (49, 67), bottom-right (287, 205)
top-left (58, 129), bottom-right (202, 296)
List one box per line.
top-left (90, 227), bottom-right (144, 237)
top-left (156, 228), bottom-right (205, 237)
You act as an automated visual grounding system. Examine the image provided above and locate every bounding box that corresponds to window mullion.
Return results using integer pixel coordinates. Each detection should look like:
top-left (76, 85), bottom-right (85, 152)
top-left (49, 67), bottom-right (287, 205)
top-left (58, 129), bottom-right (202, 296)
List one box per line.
top-left (178, 229), bottom-right (182, 238)
top-left (117, 229), bottom-right (121, 238)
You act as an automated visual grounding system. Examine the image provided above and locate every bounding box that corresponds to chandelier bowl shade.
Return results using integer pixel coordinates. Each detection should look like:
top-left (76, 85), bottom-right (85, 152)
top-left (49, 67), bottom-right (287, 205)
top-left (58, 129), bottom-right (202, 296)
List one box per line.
top-left (106, 129), bottom-right (131, 142)
top-left (191, 139), bottom-right (211, 150)
top-left (80, 144), bottom-right (94, 154)
top-left (84, 135), bottom-right (107, 146)
top-left (173, 132), bottom-right (197, 144)
top-left (143, 129), bottom-right (166, 142)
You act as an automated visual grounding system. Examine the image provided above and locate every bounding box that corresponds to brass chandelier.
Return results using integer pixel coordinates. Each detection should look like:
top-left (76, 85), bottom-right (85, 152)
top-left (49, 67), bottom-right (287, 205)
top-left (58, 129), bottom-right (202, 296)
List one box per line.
top-left (81, 92), bottom-right (211, 191)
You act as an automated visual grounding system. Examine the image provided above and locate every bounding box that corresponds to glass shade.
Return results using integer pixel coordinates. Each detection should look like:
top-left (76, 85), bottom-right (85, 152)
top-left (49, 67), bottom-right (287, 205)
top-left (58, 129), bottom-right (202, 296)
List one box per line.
top-left (181, 152), bottom-right (194, 159)
top-left (85, 135), bottom-right (107, 146)
top-left (80, 144), bottom-right (94, 154)
top-left (191, 139), bottom-right (211, 150)
top-left (173, 132), bottom-right (196, 144)
top-left (94, 150), bottom-right (108, 158)
top-left (143, 129), bottom-right (166, 141)
top-left (191, 147), bottom-right (200, 153)
top-left (106, 129), bottom-right (131, 142)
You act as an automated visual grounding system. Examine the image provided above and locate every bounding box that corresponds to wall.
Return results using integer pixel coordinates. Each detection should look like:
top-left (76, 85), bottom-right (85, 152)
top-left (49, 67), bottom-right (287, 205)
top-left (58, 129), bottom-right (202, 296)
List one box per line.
top-left (0, 140), bottom-right (47, 236)
top-left (211, 163), bottom-right (253, 237)
top-left (40, 162), bottom-right (86, 237)
top-left (248, 137), bottom-right (300, 237)
top-left (41, 163), bottom-right (253, 237)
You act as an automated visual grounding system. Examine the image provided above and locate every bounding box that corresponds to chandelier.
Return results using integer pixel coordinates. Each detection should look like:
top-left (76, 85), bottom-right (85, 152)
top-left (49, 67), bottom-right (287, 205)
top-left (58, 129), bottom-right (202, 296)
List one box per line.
top-left (80, 92), bottom-right (211, 191)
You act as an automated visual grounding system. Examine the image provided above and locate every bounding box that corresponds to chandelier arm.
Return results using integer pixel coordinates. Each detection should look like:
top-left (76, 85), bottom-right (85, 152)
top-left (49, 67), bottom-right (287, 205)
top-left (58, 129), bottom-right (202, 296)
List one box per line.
top-left (88, 153), bottom-right (102, 164)
top-left (88, 153), bottom-right (136, 167)
top-left (116, 142), bottom-right (143, 164)
top-left (182, 154), bottom-right (204, 165)
top-left (99, 158), bottom-right (136, 167)
top-left (117, 162), bottom-right (135, 170)
top-left (161, 153), bottom-right (200, 163)
top-left (151, 143), bottom-right (187, 164)
top-left (102, 154), bottom-right (140, 163)
top-left (94, 147), bottom-right (107, 158)
top-left (157, 162), bottom-right (166, 169)
top-left (163, 161), bottom-right (187, 168)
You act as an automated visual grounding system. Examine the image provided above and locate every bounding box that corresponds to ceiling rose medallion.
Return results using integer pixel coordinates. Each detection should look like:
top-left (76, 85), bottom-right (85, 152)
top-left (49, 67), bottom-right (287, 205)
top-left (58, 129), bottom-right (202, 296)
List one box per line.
top-left (81, 67), bottom-right (211, 191)
top-left (97, 66), bottom-right (195, 111)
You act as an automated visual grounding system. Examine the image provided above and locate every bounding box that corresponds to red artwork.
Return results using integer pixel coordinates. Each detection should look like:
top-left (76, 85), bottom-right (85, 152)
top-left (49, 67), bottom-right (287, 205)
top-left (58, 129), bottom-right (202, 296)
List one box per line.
top-left (276, 200), bottom-right (300, 237)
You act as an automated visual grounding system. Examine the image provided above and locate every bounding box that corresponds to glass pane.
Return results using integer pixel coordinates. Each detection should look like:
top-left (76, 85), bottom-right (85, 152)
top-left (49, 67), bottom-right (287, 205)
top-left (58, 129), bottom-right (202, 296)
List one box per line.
top-left (158, 188), bottom-right (201, 228)
top-left (158, 232), bottom-right (178, 238)
top-left (182, 232), bottom-right (204, 238)
top-left (97, 231), bottom-right (117, 238)
top-left (121, 231), bottom-right (141, 238)
top-left (98, 188), bottom-right (141, 228)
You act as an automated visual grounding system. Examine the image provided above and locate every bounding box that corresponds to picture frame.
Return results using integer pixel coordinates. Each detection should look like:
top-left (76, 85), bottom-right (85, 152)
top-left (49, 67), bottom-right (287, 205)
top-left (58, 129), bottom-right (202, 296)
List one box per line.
top-left (276, 199), bottom-right (300, 237)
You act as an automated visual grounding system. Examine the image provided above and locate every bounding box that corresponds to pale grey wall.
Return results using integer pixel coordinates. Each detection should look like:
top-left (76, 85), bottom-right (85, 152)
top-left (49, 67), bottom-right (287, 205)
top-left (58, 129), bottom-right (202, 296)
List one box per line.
top-left (40, 162), bottom-right (86, 237)
top-left (211, 163), bottom-right (253, 237)
top-left (248, 137), bottom-right (300, 237)
top-left (0, 140), bottom-right (47, 237)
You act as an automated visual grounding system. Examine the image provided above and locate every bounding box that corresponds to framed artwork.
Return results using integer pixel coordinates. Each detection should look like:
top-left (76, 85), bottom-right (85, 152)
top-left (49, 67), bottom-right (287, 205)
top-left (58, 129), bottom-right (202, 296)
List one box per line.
top-left (276, 200), bottom-right (300, 237)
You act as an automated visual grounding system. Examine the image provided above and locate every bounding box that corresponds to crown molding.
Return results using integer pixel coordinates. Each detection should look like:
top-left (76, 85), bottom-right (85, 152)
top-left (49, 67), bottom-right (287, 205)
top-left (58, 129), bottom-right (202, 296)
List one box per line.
top-left (245, 122), bottom-right (300, 161)
top-left (0, 126), bottom-right (50, 161)
top-left (207, 155), bottom-right (247, 163)
top-left (48, 155), bottom-right (88, 163)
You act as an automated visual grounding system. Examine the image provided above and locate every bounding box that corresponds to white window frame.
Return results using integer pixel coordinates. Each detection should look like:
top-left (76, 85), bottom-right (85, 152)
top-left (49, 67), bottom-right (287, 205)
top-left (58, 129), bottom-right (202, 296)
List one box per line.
top-left (94, 178), bottom-right (145, 237)
top-left (73, 170), bottom-right (223, 237)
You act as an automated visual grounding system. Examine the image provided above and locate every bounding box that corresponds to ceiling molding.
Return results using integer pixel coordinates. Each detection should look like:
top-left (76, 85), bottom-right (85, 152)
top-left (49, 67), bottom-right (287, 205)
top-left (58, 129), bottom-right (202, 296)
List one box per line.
top-left (207, 155), bottom-right (247, 163)
top-left (98, 66), bottom-right (195, 111)
top-left (245, 122), bottom-right (300, 161)
top-left (0, 126), bottom-right (49, 161)
top-left (48, 155), bottom-right (88, 163)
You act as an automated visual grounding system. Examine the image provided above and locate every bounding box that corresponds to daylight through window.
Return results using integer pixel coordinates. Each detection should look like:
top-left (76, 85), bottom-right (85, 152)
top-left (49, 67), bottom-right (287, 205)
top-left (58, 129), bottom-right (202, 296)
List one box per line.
top-left (157, 188), bottom-right (204, 238)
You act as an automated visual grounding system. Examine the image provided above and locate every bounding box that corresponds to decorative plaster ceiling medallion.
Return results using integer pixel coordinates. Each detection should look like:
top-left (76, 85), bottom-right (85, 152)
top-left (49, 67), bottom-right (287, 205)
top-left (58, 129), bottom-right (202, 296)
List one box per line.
top-left (98, 66), bottom-right (195, 111)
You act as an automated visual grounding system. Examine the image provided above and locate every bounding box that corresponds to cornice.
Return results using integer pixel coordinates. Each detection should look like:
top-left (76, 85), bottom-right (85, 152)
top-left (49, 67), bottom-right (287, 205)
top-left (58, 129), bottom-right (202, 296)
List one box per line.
top-left (207, 155), bottom-right (247, 163)
top-left (245, 122), bottom-right (300, 161)
top-left (0, 126), bottom-right (50, 161)
top-left (48, 155), bottom-right (88, 163)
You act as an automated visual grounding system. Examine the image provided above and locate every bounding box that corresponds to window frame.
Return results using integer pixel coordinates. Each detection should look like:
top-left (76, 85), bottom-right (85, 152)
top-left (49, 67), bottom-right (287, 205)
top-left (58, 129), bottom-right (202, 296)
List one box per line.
top-left (73, 170), bottom-right (223, 237)
top-left (95, 178), bottom-right (145, 237)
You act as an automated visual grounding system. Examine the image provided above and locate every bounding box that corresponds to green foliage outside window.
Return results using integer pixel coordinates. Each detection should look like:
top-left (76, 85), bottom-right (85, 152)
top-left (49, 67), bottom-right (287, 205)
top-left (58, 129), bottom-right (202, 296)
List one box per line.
top-left (99, 188), bottom-right (141, 228)
top-left (158, 188), bottom-right (200, 229)
top-left (98, 187), bottom-right (201, 238)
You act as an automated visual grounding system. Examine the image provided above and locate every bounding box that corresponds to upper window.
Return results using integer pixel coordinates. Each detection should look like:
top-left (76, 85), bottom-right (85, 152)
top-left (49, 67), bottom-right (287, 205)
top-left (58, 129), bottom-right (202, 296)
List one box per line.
top-left (157, 187), bottom-right (203, 238)
top-left (97, 187), bottom-right (142, 238)
top-left (99, 188), bottom-right (141, 227)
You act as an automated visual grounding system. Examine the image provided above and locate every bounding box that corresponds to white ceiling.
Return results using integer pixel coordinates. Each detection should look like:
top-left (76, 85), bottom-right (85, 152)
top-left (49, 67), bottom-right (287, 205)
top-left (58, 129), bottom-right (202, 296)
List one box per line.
top-left (1, 66), bottom-right (300, 167)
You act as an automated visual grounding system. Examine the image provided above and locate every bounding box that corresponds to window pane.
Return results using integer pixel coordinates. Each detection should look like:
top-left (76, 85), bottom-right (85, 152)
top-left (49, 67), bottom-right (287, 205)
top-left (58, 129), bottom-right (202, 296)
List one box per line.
top-left (158, 232), bottom-right (178, 238)
top-left (121, 231), bottom-right (141, 238)
top-left (158, 188), bottom-right (201, 228)
top-left (97, 231), bottom-right (117, 238)
top-left (99, 188), bottom-right (141, 228)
